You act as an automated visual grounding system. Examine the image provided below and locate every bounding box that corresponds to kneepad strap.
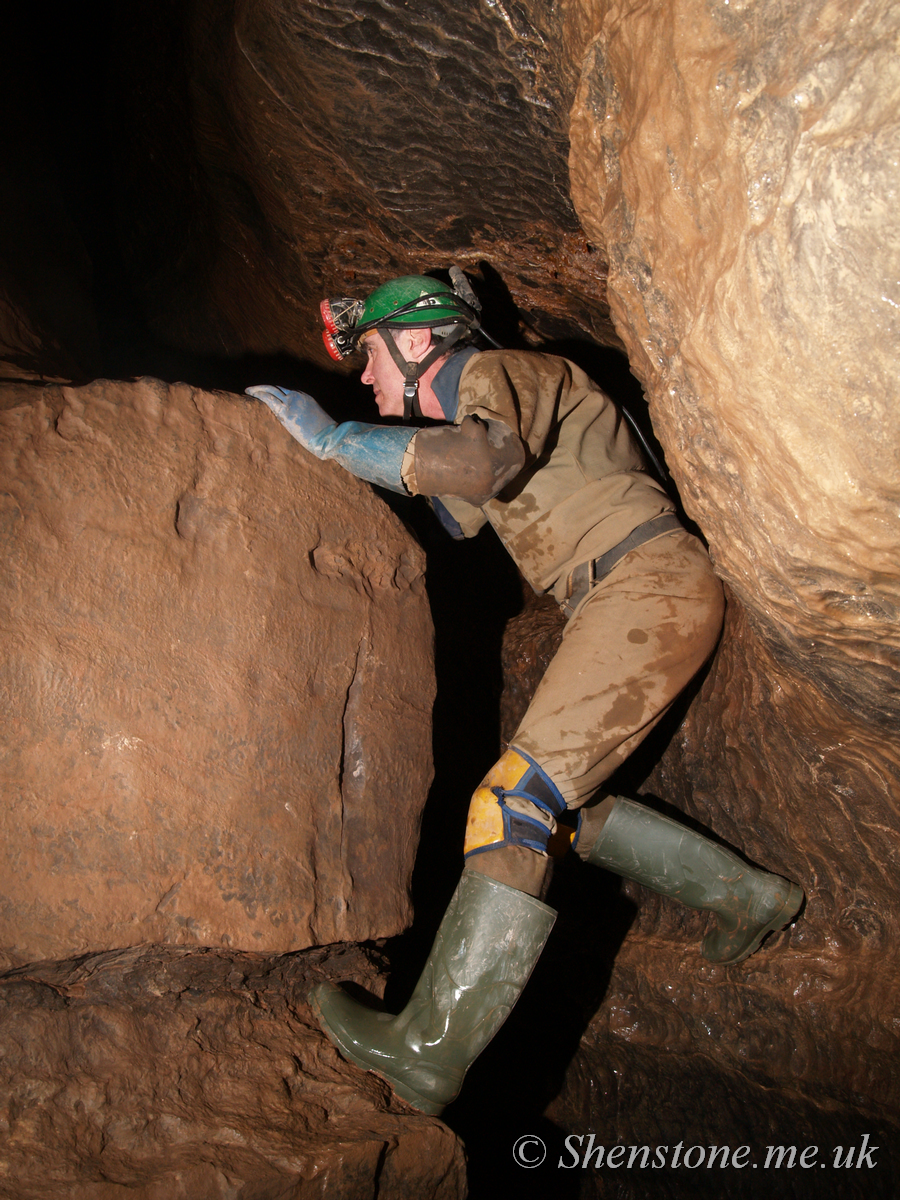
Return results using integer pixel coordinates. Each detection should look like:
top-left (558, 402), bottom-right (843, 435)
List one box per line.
top-left (464, 748), bottom-right (569, 859)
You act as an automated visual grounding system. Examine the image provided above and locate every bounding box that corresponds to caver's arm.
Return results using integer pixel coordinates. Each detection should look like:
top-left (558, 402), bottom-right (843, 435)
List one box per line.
top-left (404, 417), bottom-right (525, 505)
top-left (247, 385), bottom-right (414, 495)
top-left (248, 384), bottom-right (524, 503)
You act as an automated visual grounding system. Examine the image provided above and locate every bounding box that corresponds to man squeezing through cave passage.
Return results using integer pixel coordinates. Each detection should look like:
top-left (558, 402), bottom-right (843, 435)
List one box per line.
top-left (246, 272), bottom-right (804, 1117)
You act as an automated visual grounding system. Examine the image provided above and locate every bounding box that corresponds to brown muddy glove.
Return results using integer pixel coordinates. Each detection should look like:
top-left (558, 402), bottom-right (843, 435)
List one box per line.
top-left (411, 416), bottom-right (526, 505)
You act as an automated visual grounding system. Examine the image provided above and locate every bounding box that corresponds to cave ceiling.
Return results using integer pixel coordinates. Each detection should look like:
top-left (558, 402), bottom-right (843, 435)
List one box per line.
top-left (107, 0), bottom-right (616, 361)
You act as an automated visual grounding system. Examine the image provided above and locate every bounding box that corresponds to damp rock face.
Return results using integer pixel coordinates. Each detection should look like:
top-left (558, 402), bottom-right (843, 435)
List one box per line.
top-left (568, 0), bottom-right (900, 729)
top-left (557, 0), bottom-right (900, 1152)
top-left (0, 377), bottom-right (434, 967)
top-left (0, 943), bottom-right (466, 1200)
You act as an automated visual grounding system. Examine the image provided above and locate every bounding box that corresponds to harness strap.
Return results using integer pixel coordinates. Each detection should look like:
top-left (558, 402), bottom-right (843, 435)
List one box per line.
top-left (379, 326), bottom-right (468, 419)
top-left (560, 512), bottom-right (683, 619)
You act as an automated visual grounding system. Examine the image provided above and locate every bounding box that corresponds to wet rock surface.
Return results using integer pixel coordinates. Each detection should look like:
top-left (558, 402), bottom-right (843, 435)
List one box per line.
top-left (0, 942), bottom-right (466, 1200)
top-left (568, 0), bottom-right (900, 728)
top-left (561, 0), bottom-right (900, 1171)
top-left (0, 376), bottom-right (433, 966)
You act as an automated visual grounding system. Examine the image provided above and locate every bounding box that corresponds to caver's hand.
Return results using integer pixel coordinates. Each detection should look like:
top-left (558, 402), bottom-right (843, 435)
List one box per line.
top-left (245, 386), bottom-right (335, 457)
top-left (245, 384), bottom-right (414, 494)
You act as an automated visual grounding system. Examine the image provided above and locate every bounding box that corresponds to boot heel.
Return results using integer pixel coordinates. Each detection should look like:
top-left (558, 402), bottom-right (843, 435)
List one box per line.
top-left (309, 870), bottom-right (556, 1115)
top-left (704, 878), bottom-right (804, 964)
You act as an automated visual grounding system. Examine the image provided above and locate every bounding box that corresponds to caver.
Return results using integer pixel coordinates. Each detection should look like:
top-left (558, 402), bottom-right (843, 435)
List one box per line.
top-left (247, 272), bottom-right (804, 1116)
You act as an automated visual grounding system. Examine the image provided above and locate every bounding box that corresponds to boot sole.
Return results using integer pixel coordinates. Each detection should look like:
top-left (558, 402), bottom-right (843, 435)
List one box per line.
top-left (712, 881), bottom-right (805, 965)
top-left (308, 982), bottom-right (447, 1116)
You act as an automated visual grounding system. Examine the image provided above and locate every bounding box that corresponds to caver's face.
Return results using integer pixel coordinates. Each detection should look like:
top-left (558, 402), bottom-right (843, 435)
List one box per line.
top-left (360, 329), bottom-right (417, 418)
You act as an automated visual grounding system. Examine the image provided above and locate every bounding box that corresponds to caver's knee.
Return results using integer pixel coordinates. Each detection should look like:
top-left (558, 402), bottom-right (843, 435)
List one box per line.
top-left (463, 748), bottom-right (567, 859)
top-left (463, 747), bottom-right (579, 897)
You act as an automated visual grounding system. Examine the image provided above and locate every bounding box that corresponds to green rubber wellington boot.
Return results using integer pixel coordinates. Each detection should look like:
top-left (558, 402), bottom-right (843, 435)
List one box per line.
top-left (308, 868), bottom-right (556, 1115)
top-left (587, 797), bottom-right (803, 964)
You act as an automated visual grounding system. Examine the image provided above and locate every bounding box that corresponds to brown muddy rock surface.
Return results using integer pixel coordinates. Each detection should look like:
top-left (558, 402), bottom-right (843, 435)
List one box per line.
top-left (569, 0), bottom-right (900, 727)
top-left (0, 376), bottom-right (433, 967)
top-left (556, 0), bottom-right (900, 1157)
top-left (0, 942), bottom-right (466, 1200)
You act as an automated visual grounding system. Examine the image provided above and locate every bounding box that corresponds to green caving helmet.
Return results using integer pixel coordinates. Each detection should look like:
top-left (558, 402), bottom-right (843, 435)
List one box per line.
top-left (355, 276), bottom-right (474, 338)
top-left (321, 271), bottom-right (482, 419)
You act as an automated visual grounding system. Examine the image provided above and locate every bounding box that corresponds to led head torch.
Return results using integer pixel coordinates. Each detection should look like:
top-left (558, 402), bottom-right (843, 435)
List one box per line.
top-left (320, 297), bottom-right (365, 361)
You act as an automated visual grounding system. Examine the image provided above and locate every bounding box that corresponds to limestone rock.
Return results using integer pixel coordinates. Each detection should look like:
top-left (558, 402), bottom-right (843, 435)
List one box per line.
top-left (552, 0), bottom-right (900, 1153)
top-left (0, 943), bottom-right (466, 1199)
top-left (0, 377), bottom-right (434, 967)
top-left (568, 0), bottom-right (900, 727)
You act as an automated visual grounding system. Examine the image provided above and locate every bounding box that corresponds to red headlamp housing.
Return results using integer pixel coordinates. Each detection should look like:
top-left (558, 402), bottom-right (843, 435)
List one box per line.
top-left (319, 298), bottom-right (340, 336)
top-left (322, 328), bottom-right (350, 361)
top-left (320, 297), bottom-right (365, 360)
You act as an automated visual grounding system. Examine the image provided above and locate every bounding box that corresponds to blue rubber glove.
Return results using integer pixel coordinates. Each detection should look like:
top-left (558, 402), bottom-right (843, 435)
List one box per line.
top-left (246, 385), bottom-right (414, 495)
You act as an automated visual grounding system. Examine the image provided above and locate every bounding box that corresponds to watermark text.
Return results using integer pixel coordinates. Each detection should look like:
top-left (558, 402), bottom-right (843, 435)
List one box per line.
top-left (511, 1133), bottom-right (880, 1171)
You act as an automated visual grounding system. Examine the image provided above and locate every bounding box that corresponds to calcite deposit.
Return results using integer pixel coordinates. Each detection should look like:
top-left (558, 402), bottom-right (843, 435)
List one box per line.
top-left (0, 376), bottom-right (434, 966)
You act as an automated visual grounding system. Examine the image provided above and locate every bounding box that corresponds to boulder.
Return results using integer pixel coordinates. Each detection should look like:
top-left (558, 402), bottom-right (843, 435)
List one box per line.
top-left (0, 377), bottom-right (434, 966)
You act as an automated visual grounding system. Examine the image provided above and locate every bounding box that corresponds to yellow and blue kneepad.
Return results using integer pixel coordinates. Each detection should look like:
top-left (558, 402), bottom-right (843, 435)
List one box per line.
top-left (463, 748), bottom-right (570, 859)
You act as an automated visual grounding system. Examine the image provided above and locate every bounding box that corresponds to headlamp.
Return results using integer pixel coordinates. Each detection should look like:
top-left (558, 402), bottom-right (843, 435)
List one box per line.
top-left (320, 298), bottom-right (365, 361)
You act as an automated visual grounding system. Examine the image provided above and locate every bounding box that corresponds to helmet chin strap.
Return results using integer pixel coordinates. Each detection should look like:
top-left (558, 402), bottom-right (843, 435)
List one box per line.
top-left (378, 326), bottom-right (466, 420)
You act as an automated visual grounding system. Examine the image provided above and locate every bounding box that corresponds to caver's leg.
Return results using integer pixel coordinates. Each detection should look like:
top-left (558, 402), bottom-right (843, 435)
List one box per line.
top-left (309, 868), bottom-right (555, 1115)
top-left (579, 796), bottom-right (804, 963)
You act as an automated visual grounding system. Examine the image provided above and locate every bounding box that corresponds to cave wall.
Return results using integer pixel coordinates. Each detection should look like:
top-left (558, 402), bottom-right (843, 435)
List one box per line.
top-left (564, 0), bottom-right (900, 1115)
top-left (489, 0), bottom-right (900, 1164)
top-left (105, 0), bottom-right (617, 360)
top-left (569, 0), bottom-right (900, 726)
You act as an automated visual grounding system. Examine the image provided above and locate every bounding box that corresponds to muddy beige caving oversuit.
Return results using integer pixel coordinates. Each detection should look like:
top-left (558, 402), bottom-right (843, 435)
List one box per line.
top-left (251, 338), bottom-right (804, 1118)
